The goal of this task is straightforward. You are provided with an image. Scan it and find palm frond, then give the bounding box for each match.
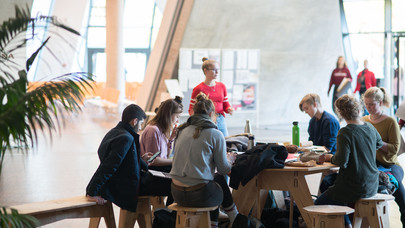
[0,5,83,77]
[0,207,39,228]
[0,71,94,154]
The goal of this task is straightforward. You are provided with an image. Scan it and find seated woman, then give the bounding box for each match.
[299,93,340,153]
[362,87,405,226]
[140,96,183,172]
[317,94,382,227]
[170,93,238,227]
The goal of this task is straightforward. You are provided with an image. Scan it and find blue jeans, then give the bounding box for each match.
[216,114,228,137]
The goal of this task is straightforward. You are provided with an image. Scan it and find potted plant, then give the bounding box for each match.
[0,5,94,227]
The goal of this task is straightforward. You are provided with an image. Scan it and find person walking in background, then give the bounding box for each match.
[189,57,234,136]
[354,60,376,97]
[328,56,352,115]
[354,60,376,115]
[299,93,340,154]
[172,93,238,227]
[317,95,382,228]
[362,87,405,226]
[140,96,183,172]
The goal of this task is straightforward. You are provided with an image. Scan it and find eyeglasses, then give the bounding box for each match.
[207,68,219,73]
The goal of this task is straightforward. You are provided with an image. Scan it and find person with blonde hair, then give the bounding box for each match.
[317,94,382,227]
[171,92,238,227]
[362,86,405,226]
[299,93,340,153]
[188,57,234,136]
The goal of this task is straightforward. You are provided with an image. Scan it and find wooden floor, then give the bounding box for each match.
[0,106,403,227]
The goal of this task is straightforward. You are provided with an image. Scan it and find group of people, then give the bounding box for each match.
[300,86,404,227]
[86,57,238,227]
[85,55,404,228]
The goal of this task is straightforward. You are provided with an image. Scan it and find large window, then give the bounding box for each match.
[343,0,405,112]
[343,0,385,77]
[86,0,163,82]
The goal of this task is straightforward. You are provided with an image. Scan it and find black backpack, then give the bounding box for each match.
[152,208,176,228]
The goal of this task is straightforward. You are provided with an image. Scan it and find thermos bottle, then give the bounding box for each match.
[292,121,300,146]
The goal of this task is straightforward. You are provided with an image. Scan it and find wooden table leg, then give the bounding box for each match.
[286,172,314,227]
[232,176,259,216]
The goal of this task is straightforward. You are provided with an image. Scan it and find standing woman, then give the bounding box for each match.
[140,96,183,172]
[328,56,352,115]
[362,87,405,226]
[189,57,234,136]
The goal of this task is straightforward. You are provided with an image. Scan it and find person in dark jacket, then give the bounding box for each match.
[86,104,172,212]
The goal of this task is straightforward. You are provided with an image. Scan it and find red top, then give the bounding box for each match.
[354,69,376,94]
[189,82,231,116]
[328,67,352,94]
[399,119,405,128]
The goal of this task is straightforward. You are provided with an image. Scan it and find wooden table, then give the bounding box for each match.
[232,162,337,227]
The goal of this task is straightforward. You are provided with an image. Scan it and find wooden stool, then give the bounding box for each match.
[168,203,218,228]
[118,196,165,228]
[303,205,354,228]
[10,196,116,228]
[353,193,395,228]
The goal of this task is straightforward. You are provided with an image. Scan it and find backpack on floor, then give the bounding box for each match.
[152,208,176,228]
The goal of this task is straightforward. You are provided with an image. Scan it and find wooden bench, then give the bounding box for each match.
[10,196,116,227]
[168,203,218,228]
[118,196,165,228]
[353,193,395,228]
[303,205,354,228]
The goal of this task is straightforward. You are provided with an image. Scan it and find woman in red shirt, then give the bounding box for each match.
[188,57,234,136]
[328,56,352,115]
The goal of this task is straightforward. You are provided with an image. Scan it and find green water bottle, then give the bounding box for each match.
[292,121,300,146]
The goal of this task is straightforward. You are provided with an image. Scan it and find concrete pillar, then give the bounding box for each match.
[106,0,125,101]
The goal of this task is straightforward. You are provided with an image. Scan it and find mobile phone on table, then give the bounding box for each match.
[147,151,161,163]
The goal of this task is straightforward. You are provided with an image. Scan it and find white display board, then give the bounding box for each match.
[179,48,260,112]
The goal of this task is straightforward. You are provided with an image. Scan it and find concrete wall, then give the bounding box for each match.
[0,0,32,22]
[181,0,344,127]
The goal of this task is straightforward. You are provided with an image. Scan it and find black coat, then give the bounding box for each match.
[230,144,288,189]
[86,121,148,212]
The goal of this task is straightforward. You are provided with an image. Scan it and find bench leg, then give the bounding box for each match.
[88,202,116,228]
[104,202,117,228]
[89,217,101,228]
[196,212,211,228]
[176,211,189,228]
[118,209,137,228]
[311,215,345,228]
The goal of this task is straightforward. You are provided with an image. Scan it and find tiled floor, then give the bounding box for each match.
[0,106,403,227]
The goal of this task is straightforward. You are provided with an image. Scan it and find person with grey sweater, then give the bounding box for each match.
[170,92,238,227]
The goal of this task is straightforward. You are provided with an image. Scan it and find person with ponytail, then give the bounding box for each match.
[188,57,234,136]
[171,93,238,227]
[362,87,405,226]
[140,96,183,172]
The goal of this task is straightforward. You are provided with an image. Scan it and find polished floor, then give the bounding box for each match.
[0,106,403,227]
